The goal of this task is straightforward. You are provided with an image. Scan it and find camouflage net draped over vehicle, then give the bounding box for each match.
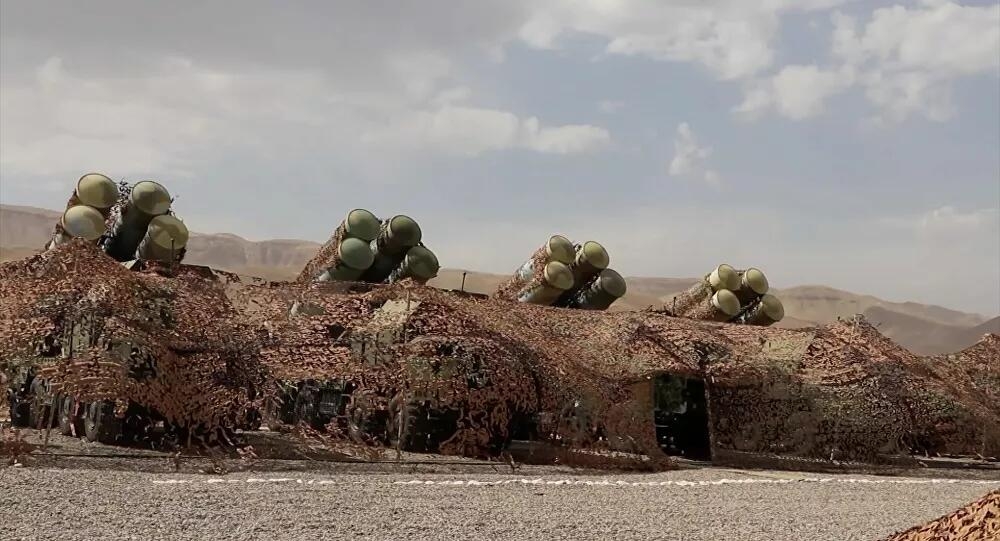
[881,490,999,541]
[0,241,267,437]
[234,271,1000,462]
[4,242,999,463]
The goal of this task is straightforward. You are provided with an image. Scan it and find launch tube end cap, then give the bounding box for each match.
[338,237,375,270]
[759,293,784,322]
[742,267,769,295]
[598,268,627,298]
[405,245,440,280]
[344,209,381,242]
[709,263,739,292]
[62,205,106,240]
[542,261,574,291]
[579,241,609,270]
[544,235,576,265]
[147,214,190,250]
[711,289,741,317]
[387,215,422,247]
[76,173,118,209]
[131,181,172,216]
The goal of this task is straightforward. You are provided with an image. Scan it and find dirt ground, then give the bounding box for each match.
[2,431,998,541]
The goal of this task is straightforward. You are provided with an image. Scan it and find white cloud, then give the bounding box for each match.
[360,106,610,156]
[0,53,611,182]
[918,206,1000,235]
[517,1,853,80]
[837,1,1000,122]
[736,64,855,120]
[668,122,720,187]
[598,100,626,113]
[739,2,1000,122]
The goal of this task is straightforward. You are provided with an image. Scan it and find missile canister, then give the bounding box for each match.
[494,235,575,301]
[388,245,440,284]
[296,208,382,283]
[733,267,769,305]
[565,268,627,310]
[666,263,739,316]
[516,261,575,305]
[569,241,609,284]
[362,215,423,282]
[104,181,172,261]
[340,208,382,242]
[316,237,375,282]
[682,289,742,322]
[708,264,740,292]
[739,293,784,326]
[48,205,107,249]
[136,214,189,263]
[74,173,119,212]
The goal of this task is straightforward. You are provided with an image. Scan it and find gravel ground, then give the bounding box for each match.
[2,462,998,541]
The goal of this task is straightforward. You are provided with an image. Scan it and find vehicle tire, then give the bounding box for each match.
[83,401,121,444]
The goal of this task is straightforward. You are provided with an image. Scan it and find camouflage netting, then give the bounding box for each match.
[493,247,550,301]
[295,223,348,284]
[230,275,1000,462]
[881,490,999,541]
[0,241,266,434]
[3,241,999,463]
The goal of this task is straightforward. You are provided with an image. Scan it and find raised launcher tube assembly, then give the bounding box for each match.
[46,173,120,249]
[496,235,627,310]
[665,264,784,327]
[362,215,423,282]
[47,174,188,266]
[303,209,440,286]
[103,180,174,261]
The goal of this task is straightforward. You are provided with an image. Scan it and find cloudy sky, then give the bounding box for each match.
[1,1,998,315]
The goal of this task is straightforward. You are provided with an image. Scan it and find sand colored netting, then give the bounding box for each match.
[0,241,266,434]
[238,275,1000,462]
[3,242,999,464]
[882,490,999,541]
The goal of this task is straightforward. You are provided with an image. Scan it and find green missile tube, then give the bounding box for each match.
[734,267,769,305]
[388,245,440,284]
[137,214,190,263]
[75,173,119,211]
[517,261,574,305]
[567,268,627,310]
[740,293,784,326]
[317,237,375,282]
[375,215,422,255]
[340,208,381,242]
[569,240,609,284]
[363,215,423,282]
[105,181,172,261]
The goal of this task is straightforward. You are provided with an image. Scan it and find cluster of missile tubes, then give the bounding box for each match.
[48,173,783,326]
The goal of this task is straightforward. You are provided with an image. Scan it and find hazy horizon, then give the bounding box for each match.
[1,1,998,315]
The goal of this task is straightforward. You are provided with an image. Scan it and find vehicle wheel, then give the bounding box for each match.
[83,401,121,444]
[58,396,83,436]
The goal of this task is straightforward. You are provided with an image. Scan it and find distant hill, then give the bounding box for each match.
[860,306,999,355]
[1,203,994,354]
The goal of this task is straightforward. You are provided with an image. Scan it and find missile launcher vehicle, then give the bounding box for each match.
[3,174,999,466]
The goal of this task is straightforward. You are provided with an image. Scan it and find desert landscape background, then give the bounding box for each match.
[2,203,996,355]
